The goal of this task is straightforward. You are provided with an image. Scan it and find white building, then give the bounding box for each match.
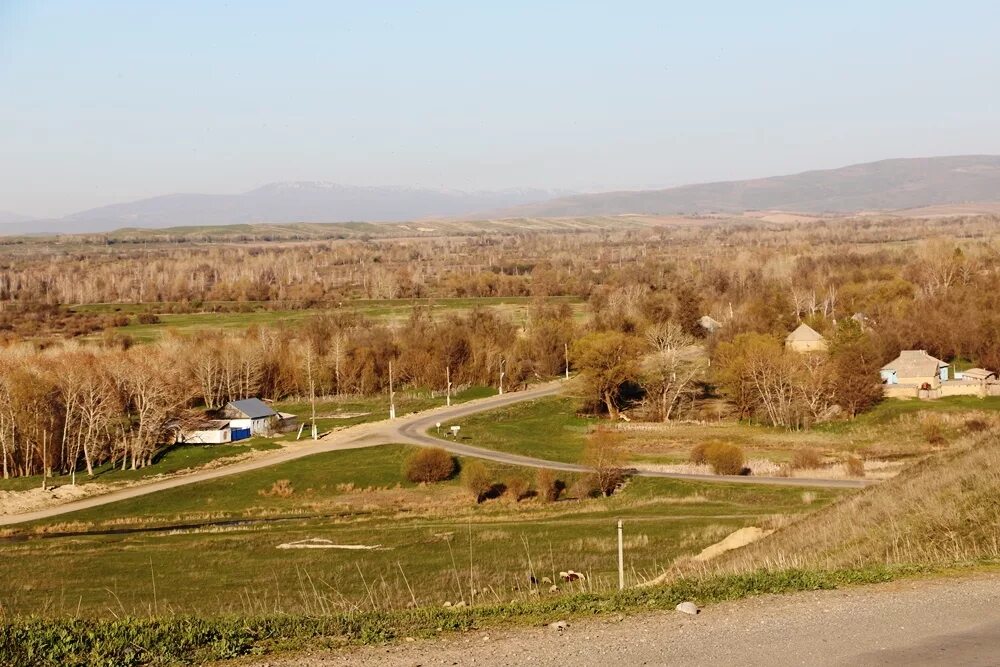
[175,420,232,445]
[223,398,278,440]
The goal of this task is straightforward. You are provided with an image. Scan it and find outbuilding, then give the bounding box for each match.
[175,420,232,445]
[223,398,278,440]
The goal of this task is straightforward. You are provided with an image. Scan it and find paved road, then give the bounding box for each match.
[264,571,1000,666]
[0,380,869,526]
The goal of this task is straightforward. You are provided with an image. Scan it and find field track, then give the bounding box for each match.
[0,380,870,526]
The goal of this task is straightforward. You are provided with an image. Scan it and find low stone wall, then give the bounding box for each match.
[883,381,999,400]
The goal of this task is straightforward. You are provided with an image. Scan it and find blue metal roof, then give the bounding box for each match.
[226,398,277,419]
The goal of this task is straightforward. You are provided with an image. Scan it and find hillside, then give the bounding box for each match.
[499,155,1000,217]
[706,430,1000,572]
[32,184,567,234]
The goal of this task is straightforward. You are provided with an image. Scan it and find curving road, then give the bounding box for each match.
[0,380,870,526]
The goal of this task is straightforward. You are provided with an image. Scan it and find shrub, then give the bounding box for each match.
[135,312,161,325]
[403,448,456,483]
[965,417,990,433]
[689,442,709,465]
[846,455,865,478]
[791,448,823,470]
[704,442,745,475]
[582,428,627,496]
[568,474,599,499]
[921,415,947,445]
[505,476,529,502]
[461,461,493,503]
[259,479,294,498]
[536,468,563,502]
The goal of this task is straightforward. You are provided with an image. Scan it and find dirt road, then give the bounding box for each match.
[0,380,869,526]
[261,571,1000,666]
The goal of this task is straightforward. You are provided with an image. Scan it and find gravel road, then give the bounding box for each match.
[0,379,868,526]
[253,571,1000,666]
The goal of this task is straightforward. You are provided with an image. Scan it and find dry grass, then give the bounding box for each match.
[704,430,1000,574]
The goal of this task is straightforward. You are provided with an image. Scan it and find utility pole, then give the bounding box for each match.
[389,360,396,419]
[446,365,452,407]
[617,520,625,591]
[307,348,318,440]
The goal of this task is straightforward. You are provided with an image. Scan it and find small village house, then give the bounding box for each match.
[880,350,949,388]
[223,398,278,440]
[785,323,827,353]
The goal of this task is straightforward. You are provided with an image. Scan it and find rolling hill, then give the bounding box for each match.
[496,155,1000,217]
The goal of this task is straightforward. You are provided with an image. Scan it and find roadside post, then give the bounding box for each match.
[617,520,625,590]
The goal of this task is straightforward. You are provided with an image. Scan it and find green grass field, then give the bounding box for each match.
[0,440,281,493]
[76,296,586,342]
[449,393,1000,468]
[0,443,843,618]
[273,385,496,438]
[453,395,594,463]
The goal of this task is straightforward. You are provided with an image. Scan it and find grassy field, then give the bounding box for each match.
[0,444,843,618]
[0,440,280,493]
[453,395,594,463]
[76,296,586,342]
[707,428,1000,573]
[273,385,496,437]
[454,394,1000,468]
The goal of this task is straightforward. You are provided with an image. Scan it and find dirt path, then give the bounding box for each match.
[255,571,1000,666]
[0,380,869,526]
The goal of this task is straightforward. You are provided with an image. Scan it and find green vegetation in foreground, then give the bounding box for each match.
[0,444,841,619]
[0,564,950,667]
[454,395,594,463]
[815,395,1000,433]
[0,440,280,493]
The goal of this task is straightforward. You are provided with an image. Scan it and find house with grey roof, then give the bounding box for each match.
[785,323,827,353]
[223,398,278,439]
[880,350,948,389]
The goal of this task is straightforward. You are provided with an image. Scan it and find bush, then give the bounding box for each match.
[461,461,493,503]
[704,442,745,475]
[403,448,456,483]
[965,417,990,433]
[135,312,161,325]
[259,479,294,497]
[582,428,627,496]
[689,442,710,465]
[921,415,947,445]
[568,474,599,499]
[505,476,529,502]
[791,448,823,470]
[536,468,563,502]
[846,455,865,478]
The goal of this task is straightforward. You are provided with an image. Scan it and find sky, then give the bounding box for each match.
[2,1,1000,218]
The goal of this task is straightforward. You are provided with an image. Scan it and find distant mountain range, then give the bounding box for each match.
[3,155,1000,235]
[495,155,1000,217]
[0,184,568,235]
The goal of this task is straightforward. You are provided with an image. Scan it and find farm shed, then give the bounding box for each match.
[175,420,232,445]
[223,398,278,439]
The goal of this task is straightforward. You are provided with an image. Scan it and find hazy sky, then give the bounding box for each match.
[2,1,1000,217]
